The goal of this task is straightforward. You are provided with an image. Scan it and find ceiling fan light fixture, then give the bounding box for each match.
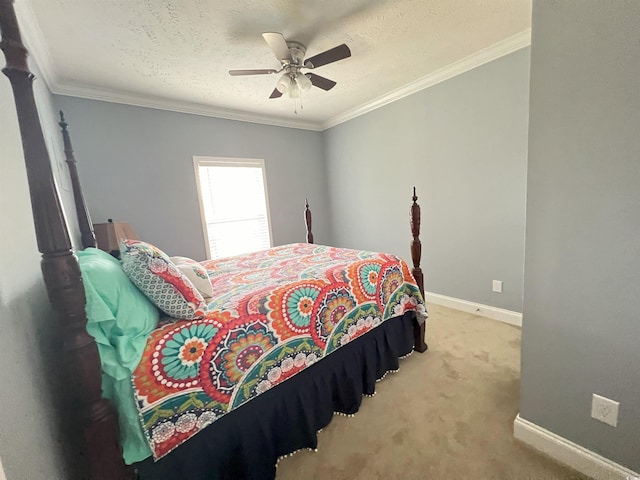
[296,73,312,91]
[230,33,350,105]
[288,77,301,98]
[275,74,290,93]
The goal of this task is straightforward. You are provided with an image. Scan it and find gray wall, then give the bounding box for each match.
[0,62,79,478]
[520,0,640,472]
[53,96,331,261]
[323,48,530,312]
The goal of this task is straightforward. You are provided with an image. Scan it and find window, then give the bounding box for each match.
[194,157,272,259]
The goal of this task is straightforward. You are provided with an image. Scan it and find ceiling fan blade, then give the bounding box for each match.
[269,88,283,99]
[304,44,351,69]
[262,32,292,63]
[229,69,278,76]
[306,73,337,91]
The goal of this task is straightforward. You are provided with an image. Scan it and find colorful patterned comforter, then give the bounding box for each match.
[133,243,427,459]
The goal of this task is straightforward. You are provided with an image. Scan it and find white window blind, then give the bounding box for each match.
[195,158,272,259]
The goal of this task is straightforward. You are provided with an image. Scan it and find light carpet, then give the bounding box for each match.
[276,304,589,480]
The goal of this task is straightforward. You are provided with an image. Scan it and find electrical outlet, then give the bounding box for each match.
[492,280,503,293]
[591,394,619,427]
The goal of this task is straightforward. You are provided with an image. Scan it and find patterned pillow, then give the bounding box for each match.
[170,256,214,300]
[120,239,206,319]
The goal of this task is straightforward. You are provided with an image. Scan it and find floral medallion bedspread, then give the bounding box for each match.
[132,243,427,459]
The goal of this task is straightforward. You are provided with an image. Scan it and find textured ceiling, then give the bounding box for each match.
[25,0,531,129]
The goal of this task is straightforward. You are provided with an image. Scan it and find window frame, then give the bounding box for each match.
[193,156,274,260]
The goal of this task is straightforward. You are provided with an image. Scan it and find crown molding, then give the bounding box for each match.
[14,1,322,131]
[52,82,323,131]
[321,29,532,130]
[15,0,530,133]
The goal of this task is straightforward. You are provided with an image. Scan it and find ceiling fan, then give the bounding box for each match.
[229,32,351,99]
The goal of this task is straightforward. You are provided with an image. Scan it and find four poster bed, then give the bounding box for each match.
[0,2,428,478]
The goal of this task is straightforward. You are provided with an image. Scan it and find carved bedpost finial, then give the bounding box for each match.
[304,198,314,244]
[409,186,427,352]
[0,0,32,77]
[58,110,73,157]
[409,187,423,292]
[410,186,421,241]
[57,111,97,249]
[58,110,73,159]
[1,0,69,253]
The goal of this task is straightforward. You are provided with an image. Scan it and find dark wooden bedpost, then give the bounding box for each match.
[0,2,129,478]
[59,110,97,249]
[304,198,314,244]
[410,187,428,352]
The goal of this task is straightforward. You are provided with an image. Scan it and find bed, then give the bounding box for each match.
[0,3,428,479]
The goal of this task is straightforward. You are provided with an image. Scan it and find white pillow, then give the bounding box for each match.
[169,256,214,300]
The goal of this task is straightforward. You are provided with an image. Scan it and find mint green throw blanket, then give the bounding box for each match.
[78,248,158,464]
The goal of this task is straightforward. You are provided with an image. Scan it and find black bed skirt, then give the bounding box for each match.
[136,312,416,480]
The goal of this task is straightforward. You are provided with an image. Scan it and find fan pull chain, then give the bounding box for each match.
[294,95,303,115]
[295,93,303,114]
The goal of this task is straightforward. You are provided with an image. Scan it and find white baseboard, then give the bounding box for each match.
[513,414,639,480]
[424,291,522,327]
